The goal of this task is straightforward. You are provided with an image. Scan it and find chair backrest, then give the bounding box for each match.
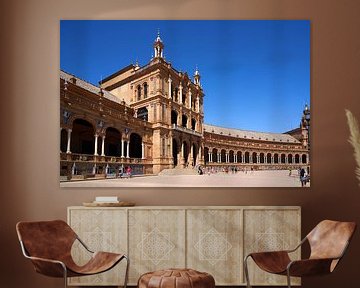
[307,220,356,262]
[16,220,77,261]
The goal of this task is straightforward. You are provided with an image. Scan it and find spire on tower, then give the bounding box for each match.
[194,65,201,86]
[153,29,164,58]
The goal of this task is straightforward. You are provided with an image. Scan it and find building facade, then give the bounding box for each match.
[60,33,309,180]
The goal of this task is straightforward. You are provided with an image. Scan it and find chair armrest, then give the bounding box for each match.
[25,255,67,277]
[287,258,335,277]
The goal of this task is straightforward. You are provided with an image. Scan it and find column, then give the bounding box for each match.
[66,129,72,153]
[257,155,260,163]
[209,152,212,162]
[196,96,200,112]
[293,156,295,164]
[101,135,105,156]
[234,154,238,163]
[242,154,245,163]
[218,153,221,163]
[121,139,125,158]
[94,134,99,156]
[226,153,229,163]
[188,90,192,109]
[142,142,145,159]
[271,156,274,164]
[168,76,172,99]
[179,83,183,104]
[249,155,253,163]
[190,143,194,165]
[198,146,201,163]
[126,141,130,158]
[285,156,288,164]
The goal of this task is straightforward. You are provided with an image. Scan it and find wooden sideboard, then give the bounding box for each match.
[67,206,301,286]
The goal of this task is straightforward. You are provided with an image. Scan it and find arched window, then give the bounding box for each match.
[174,87,179,102]
[137,107,148,121]
[182,115,188,128]
[191,118,196,130]
[143,82,148,98]
[171,110,178,125]
[137,85,141,101]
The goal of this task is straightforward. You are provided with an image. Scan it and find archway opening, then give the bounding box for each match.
[302,154,307,164]
[129,133,142,158]
[229,150,234,163]
[192,143,197,166]
[212,148,218,163]
[260,153,265,163]
[245,152,250,163]
[105,127,122,157]
[252,152,257,164]
[60,129,67,152]
[183,141,189,165]
[71,119,95,154]
[173,139,178,166]
[221,149,226,163]
[274,154,279,164]
[288,154,293,164]
[267,153,272,164]
[204,147,209,164]
[281,154,286,164]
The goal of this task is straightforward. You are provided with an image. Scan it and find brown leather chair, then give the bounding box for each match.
[244,220,356,288]
[16,220,129,288]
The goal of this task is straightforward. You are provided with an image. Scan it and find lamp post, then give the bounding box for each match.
[303,104,310,174]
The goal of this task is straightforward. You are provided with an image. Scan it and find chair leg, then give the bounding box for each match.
[286,270,292,288]
[244,255,252,288]
[62,264,68,288]
[123,255,130,288]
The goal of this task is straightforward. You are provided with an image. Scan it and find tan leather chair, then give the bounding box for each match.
[244,220,356,288]
[16,220,129,288]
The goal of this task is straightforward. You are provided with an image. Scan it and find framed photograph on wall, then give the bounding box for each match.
[60,20,310,187]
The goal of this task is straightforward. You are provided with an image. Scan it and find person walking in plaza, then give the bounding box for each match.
[300,167,306,187]
[126,166,132,178]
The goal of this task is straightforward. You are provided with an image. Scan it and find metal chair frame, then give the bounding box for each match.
[18,228,129,288]
[244,236,350,288]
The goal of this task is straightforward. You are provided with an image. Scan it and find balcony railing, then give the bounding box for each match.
[172,124,202,137]
[60,152,151,165]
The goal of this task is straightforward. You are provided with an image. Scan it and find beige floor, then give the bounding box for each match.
[61,169,308,187]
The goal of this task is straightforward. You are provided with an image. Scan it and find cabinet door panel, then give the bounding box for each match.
[128,209,186,284]
[243,209,301,286]
[187,209,243,285]
[68,208,127,286]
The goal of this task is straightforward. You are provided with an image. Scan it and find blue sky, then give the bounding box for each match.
[60,20,310,133]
